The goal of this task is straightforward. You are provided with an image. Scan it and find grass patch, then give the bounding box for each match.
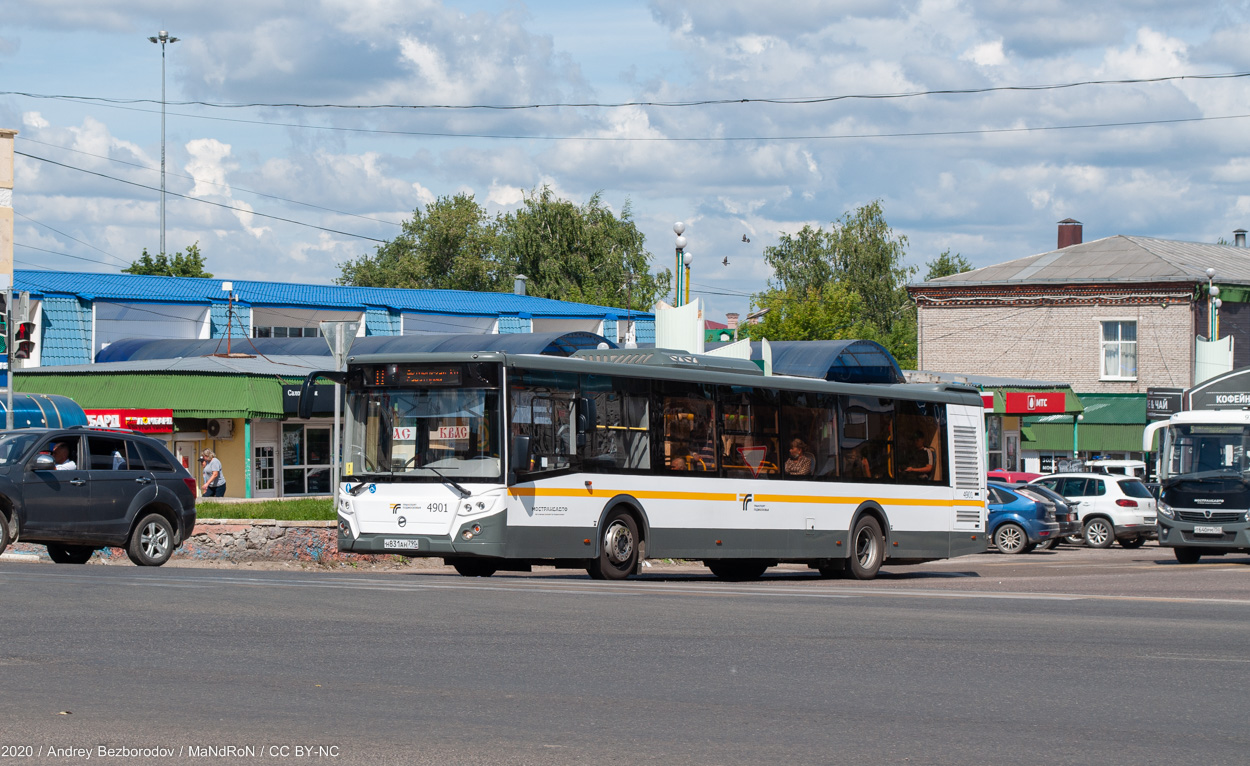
[196,498,335,521]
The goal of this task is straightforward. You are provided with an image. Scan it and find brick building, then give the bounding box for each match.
[908,220,1250,471]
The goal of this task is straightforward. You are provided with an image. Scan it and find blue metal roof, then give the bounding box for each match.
[96,332,616,363]
[706,339,905,384]
[15,270,650,319]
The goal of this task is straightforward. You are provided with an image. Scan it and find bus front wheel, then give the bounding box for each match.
[1174,547,1202,565]
[452,559,498,577]
[588,510,639,580]
[846,516,884,580]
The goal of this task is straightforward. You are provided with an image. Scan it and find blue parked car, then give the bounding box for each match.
[988,481,1061,554]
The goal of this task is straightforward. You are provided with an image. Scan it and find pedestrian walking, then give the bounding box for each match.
[200,449,226,497]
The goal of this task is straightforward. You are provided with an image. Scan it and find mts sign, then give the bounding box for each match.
[1004,392,1067,414]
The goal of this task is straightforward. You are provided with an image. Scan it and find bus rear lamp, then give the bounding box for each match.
[1116,499,1139,508]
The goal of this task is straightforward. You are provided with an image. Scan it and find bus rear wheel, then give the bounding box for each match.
[587,510,639,580]
[846,516,884,580]
[452,559,498,577]
[707,560,769,581]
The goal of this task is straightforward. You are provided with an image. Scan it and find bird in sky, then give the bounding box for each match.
[741,234,750,243]
[722,256,730,266]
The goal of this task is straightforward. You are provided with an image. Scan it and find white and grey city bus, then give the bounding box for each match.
[1145,410,1250,563]
[301,347,987,580]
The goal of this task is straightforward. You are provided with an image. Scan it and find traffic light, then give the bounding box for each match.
[13,321,35,360]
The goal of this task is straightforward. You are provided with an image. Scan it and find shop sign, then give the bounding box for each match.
[1146,387,1183,420]
[980,393,994,412]
[282,384,337,416]
[84,408,175,433]
[1003,392,1066,414]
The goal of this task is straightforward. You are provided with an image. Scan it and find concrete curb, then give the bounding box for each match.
[7,518,394,566]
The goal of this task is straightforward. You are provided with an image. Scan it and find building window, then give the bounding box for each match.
[1101,321,1137,379]
[254,326,322,339]
[282,423,331,495]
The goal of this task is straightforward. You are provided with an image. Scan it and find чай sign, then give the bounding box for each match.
[84,409,175,434]
[1003,392,1066,414]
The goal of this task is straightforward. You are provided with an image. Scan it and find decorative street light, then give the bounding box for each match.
[148,30,179,256]
[673,222,686,304]
[683,250,693,305]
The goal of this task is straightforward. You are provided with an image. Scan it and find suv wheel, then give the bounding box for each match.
[0,513,9,557]
[47,544,96,564]
[127,512,175,567]
[1083,518,1114,549]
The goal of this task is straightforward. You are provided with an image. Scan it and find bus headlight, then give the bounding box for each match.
[340,499,355,516]
[1156,501,1174,519]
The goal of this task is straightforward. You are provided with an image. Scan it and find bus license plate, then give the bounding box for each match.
[1193,526,1223,535]
[384,538,419,550]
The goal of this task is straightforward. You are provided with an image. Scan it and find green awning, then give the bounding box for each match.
[1030,394,1145,426]
[1022,423,1146,453]
[15,372,297,419]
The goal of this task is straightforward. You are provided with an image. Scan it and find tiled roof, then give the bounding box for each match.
[915,235,1250,287]
[15,270,650,319]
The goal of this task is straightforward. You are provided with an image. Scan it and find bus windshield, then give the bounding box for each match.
[347,384,502,482]
[1161,423,1250,481]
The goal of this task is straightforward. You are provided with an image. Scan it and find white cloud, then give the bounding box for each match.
[962,39,1006,67]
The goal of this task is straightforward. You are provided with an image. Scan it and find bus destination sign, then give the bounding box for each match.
[372,365,463,387]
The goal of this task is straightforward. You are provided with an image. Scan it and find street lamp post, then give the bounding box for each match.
[148,30,179,256]
[683,250,693,305]
[1072,413,1084,461]
[673,222,686,305]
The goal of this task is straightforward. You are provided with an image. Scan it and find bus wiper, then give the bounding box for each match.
[424,464,471,498]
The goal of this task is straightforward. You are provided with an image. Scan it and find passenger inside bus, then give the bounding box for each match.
[670,455,688,471]
[785,439,814,476]
[901,431,936,481]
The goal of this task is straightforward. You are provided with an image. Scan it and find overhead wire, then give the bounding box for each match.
[16,136,405,228]
[23,95,1250,142]
[5,71,1247,111]
[14,150,388,243]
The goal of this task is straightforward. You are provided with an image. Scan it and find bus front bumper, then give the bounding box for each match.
[337,513,506,558]
[1157,518,1250,549]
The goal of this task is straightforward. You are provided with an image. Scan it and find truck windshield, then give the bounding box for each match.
[1161,424,1250,481]
[346,369,502,482]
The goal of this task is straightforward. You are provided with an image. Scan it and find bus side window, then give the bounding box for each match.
[579,374,651,473]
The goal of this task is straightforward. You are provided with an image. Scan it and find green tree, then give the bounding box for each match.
[124,242,212,277]
[924,249,973,281]
[497,186,669,311]
[753,201,916,366]
[742,284,874,342]
[338,194,505,291]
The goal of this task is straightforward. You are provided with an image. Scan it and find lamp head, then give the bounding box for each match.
[683,252,693,267]
[673,222,686,236]
[674,235,687,250]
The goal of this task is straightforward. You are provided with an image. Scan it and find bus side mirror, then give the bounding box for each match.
[511,435,531,472]
[297,371,346,419]
[576,397,596,435]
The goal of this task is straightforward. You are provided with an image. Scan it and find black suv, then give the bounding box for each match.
[0,428,196,566]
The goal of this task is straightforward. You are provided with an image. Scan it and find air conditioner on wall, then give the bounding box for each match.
[207,418,234,439]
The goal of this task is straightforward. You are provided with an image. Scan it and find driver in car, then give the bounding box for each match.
[51,442,77,470]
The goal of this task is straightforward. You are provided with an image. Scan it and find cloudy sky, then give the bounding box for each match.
[3,0,1249,320]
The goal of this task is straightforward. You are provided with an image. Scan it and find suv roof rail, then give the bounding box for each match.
[67,425,149,437]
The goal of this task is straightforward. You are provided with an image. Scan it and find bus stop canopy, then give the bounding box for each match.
[95,332,616,363]
[706,339,905,384]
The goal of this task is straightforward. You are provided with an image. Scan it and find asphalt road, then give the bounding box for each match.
[3,544,1250,765]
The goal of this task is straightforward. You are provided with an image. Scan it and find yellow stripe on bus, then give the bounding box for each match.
[509,487,985,508]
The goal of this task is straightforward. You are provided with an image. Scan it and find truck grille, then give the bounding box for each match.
[1176,510,1243,523]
